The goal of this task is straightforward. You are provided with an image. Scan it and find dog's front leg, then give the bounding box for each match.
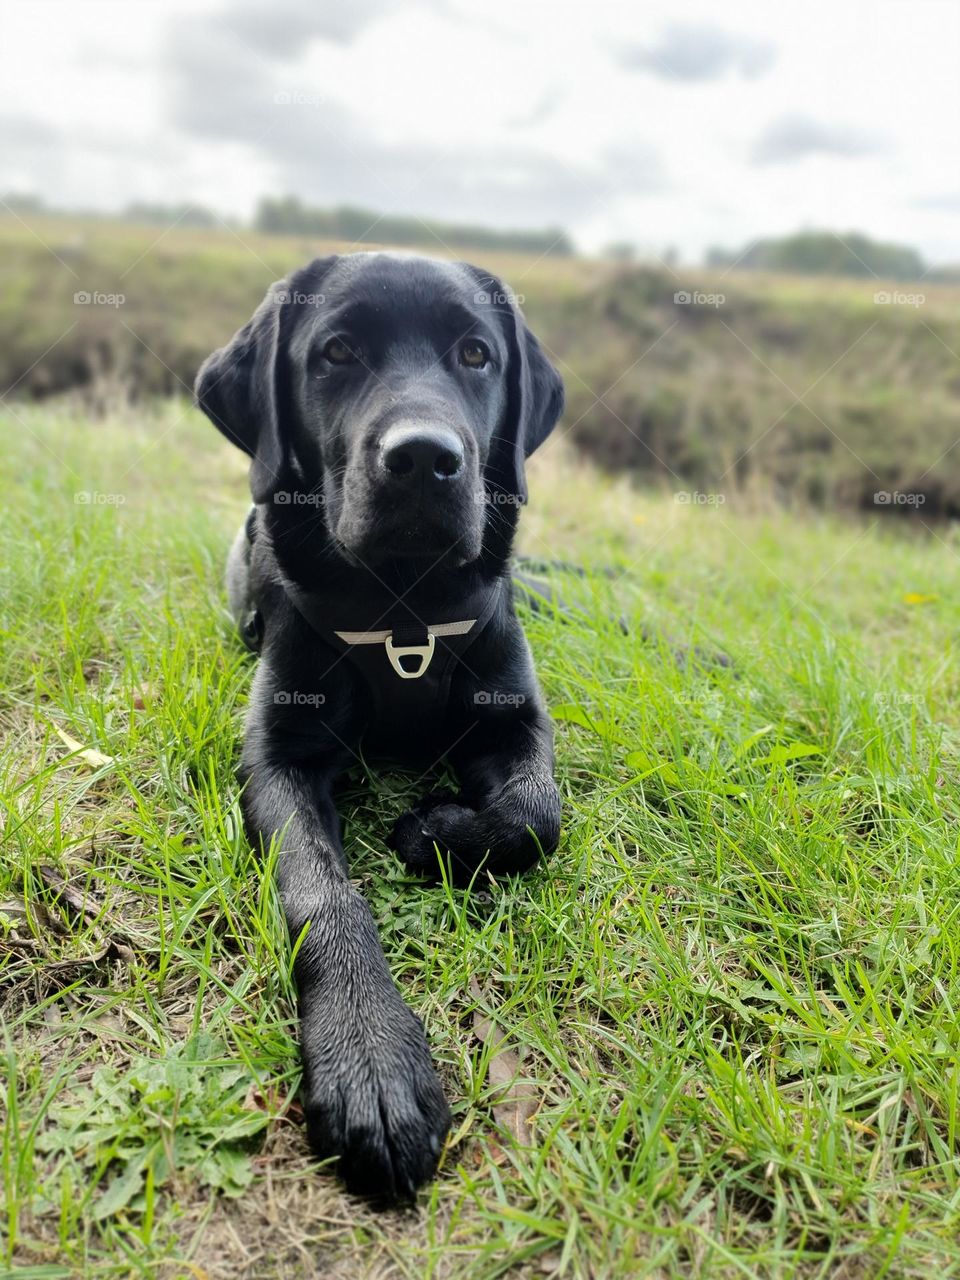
[390,709,561,885]
[242,760,450,1198]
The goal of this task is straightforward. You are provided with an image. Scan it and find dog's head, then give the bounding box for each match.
[196,252,564,566]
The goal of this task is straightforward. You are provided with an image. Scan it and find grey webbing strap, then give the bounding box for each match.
[278,566,501,696]
[334,618,478,680]
[333,619,477,645]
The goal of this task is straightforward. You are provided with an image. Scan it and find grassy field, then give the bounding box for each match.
[2,401,960,1278]
[4,213,960,514]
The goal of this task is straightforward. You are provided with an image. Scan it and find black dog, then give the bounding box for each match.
[195,252,564,1199]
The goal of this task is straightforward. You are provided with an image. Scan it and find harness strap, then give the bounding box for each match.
[278,574,503,737]
[332,618,478,680]
[333,618,477,646]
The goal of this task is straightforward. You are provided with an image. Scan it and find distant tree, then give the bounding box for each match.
[926,263,960,284]
[1,192,47,216]
[707,230,925,280]
[254,196,574,256]
[123,202,218,229]
[603,241,637,262]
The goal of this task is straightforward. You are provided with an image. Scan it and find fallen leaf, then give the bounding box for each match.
[903,592,938,605]
[0,899,31,926]
[0,937,39,953]
[242,1082,304,1124]
[53,726,114,768]
[36,864,136,964]
[39,942,120,974]
[39,864,100,922]
[470,977,538,1146]
[132,682,158,710]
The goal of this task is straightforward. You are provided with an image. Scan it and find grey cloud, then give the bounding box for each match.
[0,113,208,214]
[0,115,68,199]
[619,23,776,82]
[751,115,890,165]
[915,191,960,212]
[506,88,565,130]
[4,6,666,236]
[163,18,301,140]
[1,115,60,149]
[161,11,665,231]
[209,0,409,57]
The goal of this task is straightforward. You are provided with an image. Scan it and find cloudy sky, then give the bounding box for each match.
[2,0,959,263]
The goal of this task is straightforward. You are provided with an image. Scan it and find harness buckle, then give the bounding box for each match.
[384,631,436,679]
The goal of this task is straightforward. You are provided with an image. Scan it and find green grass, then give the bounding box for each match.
[2,402,960,1278]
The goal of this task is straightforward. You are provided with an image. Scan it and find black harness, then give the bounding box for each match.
[278,573,503,743]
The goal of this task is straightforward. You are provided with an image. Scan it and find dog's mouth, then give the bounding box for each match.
[328,467,485,567]
[337,517,478,568]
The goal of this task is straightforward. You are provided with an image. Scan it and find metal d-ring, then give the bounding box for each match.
[384,631,436,679]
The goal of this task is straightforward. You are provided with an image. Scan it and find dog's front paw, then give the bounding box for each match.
[388,789,478,880]
[388,780,559,885]
[302,995,451,1200]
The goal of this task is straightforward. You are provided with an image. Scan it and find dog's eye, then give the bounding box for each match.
[459,340,489,369]
[323,337,359,365]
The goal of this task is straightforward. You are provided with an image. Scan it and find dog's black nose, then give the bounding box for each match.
[380,425,464,483]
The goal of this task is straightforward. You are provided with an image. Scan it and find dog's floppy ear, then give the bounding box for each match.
[195,280,288,504]
[195,256,338,504]
[511,308,565,464]
[468,271,564,505]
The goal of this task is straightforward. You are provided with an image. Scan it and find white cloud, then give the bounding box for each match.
[0,0,958,264]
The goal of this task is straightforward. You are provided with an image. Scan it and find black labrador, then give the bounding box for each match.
[195,252,564,1199]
